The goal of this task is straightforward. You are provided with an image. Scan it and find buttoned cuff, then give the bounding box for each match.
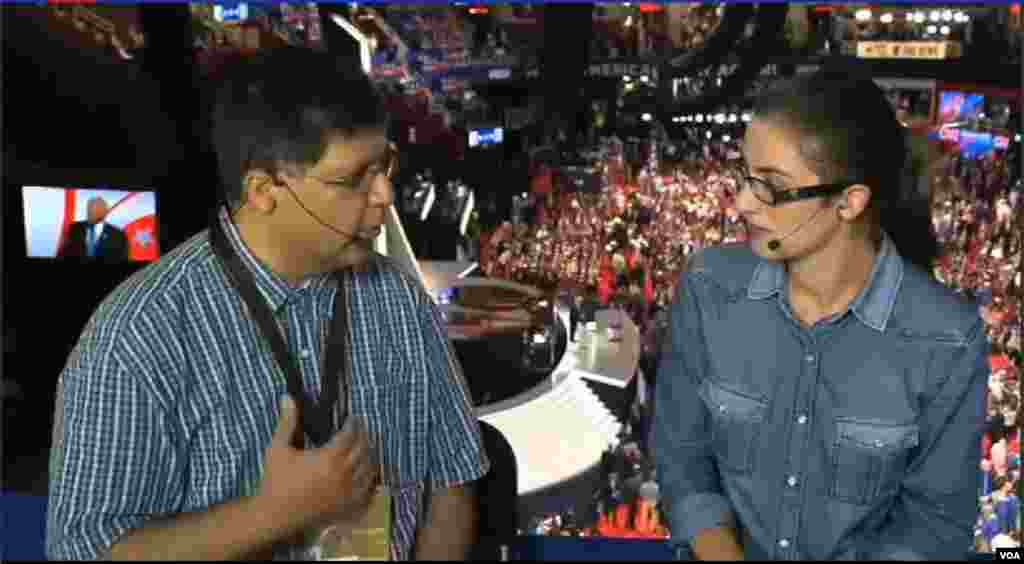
[669,492,735,546]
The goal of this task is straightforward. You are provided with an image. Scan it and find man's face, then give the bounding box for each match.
[87,199,109,224]
[275,128,395,271]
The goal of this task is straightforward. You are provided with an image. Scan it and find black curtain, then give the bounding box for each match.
[139,4,212,248]
[540,4,594,153]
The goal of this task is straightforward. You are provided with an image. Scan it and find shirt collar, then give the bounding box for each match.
[216,207,334,312]
[747,232,904,333]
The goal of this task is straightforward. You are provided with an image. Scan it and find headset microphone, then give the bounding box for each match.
[279,183,369,243]
[765,204,833,252]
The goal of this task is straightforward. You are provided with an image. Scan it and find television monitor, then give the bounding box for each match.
[958,131,995,158]
[939,91,986,124]
[23,185,160,262]
[469,126,504,149]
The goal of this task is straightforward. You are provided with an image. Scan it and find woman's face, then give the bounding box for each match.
[737,119,852,261]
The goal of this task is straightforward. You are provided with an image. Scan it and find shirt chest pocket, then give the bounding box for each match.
[829,419,919,506]
[699,379,769,473]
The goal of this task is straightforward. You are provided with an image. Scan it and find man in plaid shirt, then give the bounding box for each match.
[47,47,489,561]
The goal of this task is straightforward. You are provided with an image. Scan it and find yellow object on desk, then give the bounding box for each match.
[309,484,392,561]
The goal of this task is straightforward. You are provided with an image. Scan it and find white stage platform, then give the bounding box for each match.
[379,207,637,496]
[569,309,641,389]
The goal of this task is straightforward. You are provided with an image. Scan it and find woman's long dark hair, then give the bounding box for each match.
[752,66,940,274]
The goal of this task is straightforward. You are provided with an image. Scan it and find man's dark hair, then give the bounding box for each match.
[211,47,388,210]
[752,64,940,273]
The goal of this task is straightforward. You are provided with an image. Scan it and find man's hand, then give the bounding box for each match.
[256,397,380,535]
[107,397,380,561]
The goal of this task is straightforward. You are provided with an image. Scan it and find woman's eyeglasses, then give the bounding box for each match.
[729,173,851,207]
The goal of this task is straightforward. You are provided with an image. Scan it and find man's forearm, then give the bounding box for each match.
[414,485,478,561]
[109,495,296,561]
[692,526,745,561]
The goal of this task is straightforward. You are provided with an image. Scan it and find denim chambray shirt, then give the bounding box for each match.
[653,235,989,560]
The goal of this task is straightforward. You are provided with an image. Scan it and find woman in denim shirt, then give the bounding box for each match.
[653,68,989,560]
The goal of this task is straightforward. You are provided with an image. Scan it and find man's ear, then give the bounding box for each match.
[242,170,279,215]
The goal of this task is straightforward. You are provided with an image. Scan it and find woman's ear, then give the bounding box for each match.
[838,184,872,221]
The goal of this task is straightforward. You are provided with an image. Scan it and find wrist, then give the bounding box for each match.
[248,491,308,541]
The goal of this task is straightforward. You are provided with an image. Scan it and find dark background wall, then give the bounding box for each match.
[3,7,199,458]
[2,4,456,462]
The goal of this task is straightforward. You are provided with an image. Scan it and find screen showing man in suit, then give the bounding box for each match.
[22,186,160,262]
[59,197,129,260]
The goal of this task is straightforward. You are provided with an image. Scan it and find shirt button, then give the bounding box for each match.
[805,354,816,364]
[299,349,312,359]
[786,475,799,488]
[778,538,791,549]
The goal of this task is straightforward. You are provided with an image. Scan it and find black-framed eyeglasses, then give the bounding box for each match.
[307,142,400,194]
[736,175,851,207]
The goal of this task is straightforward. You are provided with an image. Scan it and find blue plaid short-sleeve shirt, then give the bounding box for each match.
[47,208,490,560]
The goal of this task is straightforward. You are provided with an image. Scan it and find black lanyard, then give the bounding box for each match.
[210,215,349,450]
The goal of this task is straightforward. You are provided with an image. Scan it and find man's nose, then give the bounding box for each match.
[370,174,394,208]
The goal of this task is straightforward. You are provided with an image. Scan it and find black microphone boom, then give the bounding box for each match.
[281,184,365,242]
[766,205,831,251]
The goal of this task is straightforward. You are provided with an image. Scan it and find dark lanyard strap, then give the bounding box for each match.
[209,215,348,449]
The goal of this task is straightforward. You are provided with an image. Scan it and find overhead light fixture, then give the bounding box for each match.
[940,25,950,35]
[929,10,941,22]
[855,9,872,21]
[926,24,938,34]
[640,75,650,83]
[913,12,926,24]
[722,135,732,142]
[880,13,894,24]
[623,75,632,82]
[942,10,954,21]
[705,131,713,139]
[905,12,915,21]
[641,113,652,122]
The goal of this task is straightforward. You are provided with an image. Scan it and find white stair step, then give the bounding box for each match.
[480,374,628,495]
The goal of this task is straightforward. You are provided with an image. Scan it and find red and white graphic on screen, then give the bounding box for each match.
[58,189,159,261]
